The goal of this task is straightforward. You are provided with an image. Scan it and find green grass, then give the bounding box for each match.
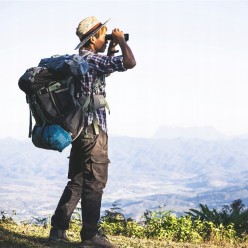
[0,220,247,248]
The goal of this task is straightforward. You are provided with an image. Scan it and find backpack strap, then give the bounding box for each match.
[36,82,61,95]
[81,78,101,135]
[26,95,33,138]
[91,77,109,135]
[91,78,102,135]
[77,76,110,135]
[27,94,51,138]
[29,109,32,138]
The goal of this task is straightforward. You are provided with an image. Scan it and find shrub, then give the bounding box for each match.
[185,199,248,237]
[100,201,245,243]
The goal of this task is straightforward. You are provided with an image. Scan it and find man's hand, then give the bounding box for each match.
[107,28,124,56]
[111,28,125,44]
[110,28,136,69]
[107,40,118,56]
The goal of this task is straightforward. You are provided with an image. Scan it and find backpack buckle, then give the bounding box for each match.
[37,82,61,95]
[37,87,48,95]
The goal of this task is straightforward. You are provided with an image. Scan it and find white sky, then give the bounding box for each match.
[1,0,248,140]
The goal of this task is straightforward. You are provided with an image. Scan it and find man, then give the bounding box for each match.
[49,16,136,248]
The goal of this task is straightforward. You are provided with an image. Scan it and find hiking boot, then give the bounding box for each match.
[79,233,117,248]
[49,228,69,242]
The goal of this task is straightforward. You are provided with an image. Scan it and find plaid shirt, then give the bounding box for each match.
[76,49,126,133]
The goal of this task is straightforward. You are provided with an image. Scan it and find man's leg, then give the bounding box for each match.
[80,156,109,240]
[49,172,83,242]
[51,172,83,230]
[50,124,101,234]
[78,126,117,247]
[78,125,109,240]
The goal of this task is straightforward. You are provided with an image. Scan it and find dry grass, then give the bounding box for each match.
[0,220,247,248]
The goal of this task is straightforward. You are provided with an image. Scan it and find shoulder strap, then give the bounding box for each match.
[78,52,110,135]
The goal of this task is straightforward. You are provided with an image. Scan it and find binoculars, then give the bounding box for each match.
[105,33,129,41]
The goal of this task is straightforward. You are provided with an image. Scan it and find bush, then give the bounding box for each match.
[100,201,245,243]
[185,199,248,237]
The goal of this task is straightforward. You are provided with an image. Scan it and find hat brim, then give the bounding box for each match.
[74,19,110,50]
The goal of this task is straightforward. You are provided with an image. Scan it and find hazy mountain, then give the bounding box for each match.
[153,126,228,140]
[0,128,248,221]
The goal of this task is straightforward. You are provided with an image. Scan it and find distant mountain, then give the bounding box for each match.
[153,126,228,140]
[0,133,248,221]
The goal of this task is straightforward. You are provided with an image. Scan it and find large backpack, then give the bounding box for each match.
[18,54,98,152]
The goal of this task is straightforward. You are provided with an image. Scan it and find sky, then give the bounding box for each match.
[1,0,248,140]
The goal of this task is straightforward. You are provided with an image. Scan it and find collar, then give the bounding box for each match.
[79,47,95,55]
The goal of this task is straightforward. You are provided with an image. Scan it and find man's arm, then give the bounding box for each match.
[111,28,136,69]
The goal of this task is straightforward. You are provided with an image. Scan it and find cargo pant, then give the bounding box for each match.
[51,124,110,240]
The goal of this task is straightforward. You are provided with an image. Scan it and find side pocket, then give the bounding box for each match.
[90,156,110,189]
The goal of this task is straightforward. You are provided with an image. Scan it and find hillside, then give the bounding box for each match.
[0,129,248,221]
[0,220,246,248]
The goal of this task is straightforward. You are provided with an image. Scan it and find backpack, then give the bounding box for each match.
[18,54,97,152]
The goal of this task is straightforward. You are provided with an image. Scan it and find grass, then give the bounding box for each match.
[1,220,248,248]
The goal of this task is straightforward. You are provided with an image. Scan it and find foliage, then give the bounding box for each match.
[185,199,248,237]
[99,202,243,244]
[185,203,221,224]
[100,202,143,238]
[0,210,16,224]
[1,200,248,247]
[1,219,234,248]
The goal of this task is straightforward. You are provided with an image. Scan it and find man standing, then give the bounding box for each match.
[49,16,136,248]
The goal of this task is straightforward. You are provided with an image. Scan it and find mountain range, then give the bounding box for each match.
[0,126,248,221]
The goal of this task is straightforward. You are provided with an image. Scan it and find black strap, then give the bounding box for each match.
[79,77,102,135]
[90,78,103,135]
[27,95,48,138]
[28,109,32,138]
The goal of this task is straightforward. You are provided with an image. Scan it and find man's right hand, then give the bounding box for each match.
[111,28,125,44]
[111,28,136,69]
